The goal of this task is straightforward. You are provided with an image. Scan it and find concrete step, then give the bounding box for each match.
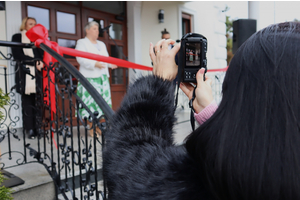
[4,163,56,200]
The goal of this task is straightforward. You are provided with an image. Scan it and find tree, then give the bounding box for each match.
[225,15,234,66]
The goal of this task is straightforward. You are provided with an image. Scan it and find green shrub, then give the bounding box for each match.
[0,88,9,122]
[0,172,13,200]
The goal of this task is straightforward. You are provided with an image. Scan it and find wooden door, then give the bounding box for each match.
[22,1,82,126]
[81,7,128,111]
[22,1,128,122]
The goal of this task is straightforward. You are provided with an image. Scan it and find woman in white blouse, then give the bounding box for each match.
[75,21,117,136]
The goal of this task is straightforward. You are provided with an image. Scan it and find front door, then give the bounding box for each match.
[81,7,128,111]
[22,1,128,112]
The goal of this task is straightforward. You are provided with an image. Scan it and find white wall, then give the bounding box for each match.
[137,1,227,110]
[0,10,8,81]
[4,1,23,128]
[140,1,227,72]
[127,1,144,83]
[140,1,182,76]
[248,1,276,31]
[183,1,227,69]
[0,9,9,129]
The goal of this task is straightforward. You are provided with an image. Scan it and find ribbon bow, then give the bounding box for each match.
[26,24,59,114]
[26,24,62,64]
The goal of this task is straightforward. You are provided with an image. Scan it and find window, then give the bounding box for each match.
[27,5,50,30]
[57,38,76,48]
[109,23,122,40]
[58,38,76,58]
[110,45,124,84]
[56,11,76,34]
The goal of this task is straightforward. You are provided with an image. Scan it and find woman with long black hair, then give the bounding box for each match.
[103,22,300,200]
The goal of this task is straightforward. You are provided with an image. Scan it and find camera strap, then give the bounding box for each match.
[174,62,197,131]
[189,86,197,131]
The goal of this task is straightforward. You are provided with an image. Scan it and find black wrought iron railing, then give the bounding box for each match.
[0,39,227,200]
[0,41,114,200]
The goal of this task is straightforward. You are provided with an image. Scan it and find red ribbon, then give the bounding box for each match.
[207,66,228,72]
[60,47,152,71]
[26,24,153,115]
[25,24,227,150]
[26,25,228,113]
[26,24,59,115]
[27,24,152,72]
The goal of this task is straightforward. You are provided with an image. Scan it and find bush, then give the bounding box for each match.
[0,172,13,200]
[0,88,9,122]
[0,88,12,199]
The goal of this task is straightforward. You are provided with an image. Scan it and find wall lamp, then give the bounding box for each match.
[158,9,164,23]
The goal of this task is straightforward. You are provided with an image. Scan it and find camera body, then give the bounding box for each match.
[177,33,207,83]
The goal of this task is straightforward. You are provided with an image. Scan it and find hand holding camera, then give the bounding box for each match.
[180,68,213,113]
[149,33,213,114]
[149,39,180,80]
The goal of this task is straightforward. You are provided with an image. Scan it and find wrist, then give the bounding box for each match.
[193,99,214,114]
[153,70,176,81]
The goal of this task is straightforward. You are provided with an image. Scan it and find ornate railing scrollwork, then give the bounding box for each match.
[0,40,112,200]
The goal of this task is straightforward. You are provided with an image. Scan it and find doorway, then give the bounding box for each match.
[22,1,128,111]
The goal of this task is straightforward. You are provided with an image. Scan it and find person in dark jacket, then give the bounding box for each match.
[11,17,44,139]
[103,22,300,200]
[103,38,214,200]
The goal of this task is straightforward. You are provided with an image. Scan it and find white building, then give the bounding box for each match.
[0,1,229,128]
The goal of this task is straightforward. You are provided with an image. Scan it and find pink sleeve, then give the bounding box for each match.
[194,100,218,125]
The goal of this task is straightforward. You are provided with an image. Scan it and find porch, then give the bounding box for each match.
[0,39,225,199]
[1,109,193,200]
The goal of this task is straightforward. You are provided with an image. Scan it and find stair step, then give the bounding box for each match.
[4,163,56,200]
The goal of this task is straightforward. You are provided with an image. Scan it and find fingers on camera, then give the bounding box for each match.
[196,68,205,82]
[149,43,156,62]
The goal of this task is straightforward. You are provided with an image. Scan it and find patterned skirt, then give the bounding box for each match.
[76,75,112,119]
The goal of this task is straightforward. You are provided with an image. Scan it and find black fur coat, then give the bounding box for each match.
[103,75,214,200]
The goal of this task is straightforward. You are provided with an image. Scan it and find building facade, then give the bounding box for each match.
[0,1,227,128]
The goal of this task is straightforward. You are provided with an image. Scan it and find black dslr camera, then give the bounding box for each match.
[177,33,207,83]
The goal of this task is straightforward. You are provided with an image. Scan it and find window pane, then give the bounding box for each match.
[27,6,50,30]
[58,38,76,48]
[88,18,104,37]
[109,23,122,40]
[111,45,124,84]
[57,11,76,34]
[111,68,124,84]
[58,38,76,58]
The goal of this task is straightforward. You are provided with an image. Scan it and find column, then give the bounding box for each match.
[127,1,143,84]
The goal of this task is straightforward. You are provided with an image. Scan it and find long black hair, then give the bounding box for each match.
[185,22,300,200]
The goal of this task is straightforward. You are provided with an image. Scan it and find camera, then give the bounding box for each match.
[177,33,207,83]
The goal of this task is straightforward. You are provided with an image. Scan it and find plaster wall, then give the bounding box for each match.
[140,1,227,72]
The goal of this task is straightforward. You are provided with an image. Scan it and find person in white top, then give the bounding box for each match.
[75,21,117,136]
